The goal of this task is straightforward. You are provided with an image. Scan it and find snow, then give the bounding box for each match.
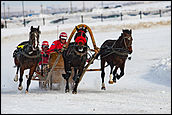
[1,1,171,114]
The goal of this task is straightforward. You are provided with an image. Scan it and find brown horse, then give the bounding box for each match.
[13,26,41,93]
[62,26,88,94]
[95,29,133,90]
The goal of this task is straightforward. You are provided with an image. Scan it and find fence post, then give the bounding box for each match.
[62,16,64,24]
[24,19,26,27]
[43,18,45,25]
[4,20,7,28]
[101,14,103,22]
[139,11,142,19]
[81,15,84,23]
[57,25,59,37]
[159,9,162,17]
[120,12,123,21]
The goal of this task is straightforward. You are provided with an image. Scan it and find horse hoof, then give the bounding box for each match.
[14,78,18,82]
[14,75,18,82]
[101,87,106,90]
[18,86,23,90]
[116,75,121,80]
[109,80,114,84]
[25,90,28,94]
[72,91,77,94]
[113,79,116,83]
[65,89,69,93]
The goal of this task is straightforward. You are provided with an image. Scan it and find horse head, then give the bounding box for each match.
[120,29,133,54]
[74,26,88,52]
[29,26,41,50]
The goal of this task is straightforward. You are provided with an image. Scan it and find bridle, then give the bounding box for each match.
[29,31,40,50]
[74,28,88,52]
[101,32,132,59]
[121,34,132,51]
[111,33,132,52]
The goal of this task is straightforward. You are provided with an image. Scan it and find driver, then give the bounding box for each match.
[47,32,68,53]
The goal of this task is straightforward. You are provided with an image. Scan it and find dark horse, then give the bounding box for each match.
[13,26,41,93]
[62,26,88,94]
[95,29,133,90]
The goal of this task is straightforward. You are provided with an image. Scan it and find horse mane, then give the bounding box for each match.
[122,29,132,34]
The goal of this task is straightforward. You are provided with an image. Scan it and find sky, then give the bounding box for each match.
[1,1,104,13]
[1,1,69,8]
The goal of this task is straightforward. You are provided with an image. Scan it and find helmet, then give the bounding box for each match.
[59,32,67,40]
[42,41,49,48]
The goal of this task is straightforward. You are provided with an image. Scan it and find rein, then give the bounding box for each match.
[20,50,41,59]
[66,43,88,57]
[21,52,41,58]
[101,49,129,59]
[74,50,87,57]
[101,36,130,59]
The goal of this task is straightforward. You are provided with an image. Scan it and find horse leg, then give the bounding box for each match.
[63,71,71,93]
[26,66,36,93]
[65,77,70,93]
[112,66,118,83]
[117,65,125,80]
[62,60,72,93]
[72,67,78,82]
[18,67,24,91]
[14,66,20,82]
[109,65,114,84]
[72,67,83,94]
[101,59,106,90]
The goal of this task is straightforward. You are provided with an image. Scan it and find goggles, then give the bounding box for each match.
[60,36,67,40]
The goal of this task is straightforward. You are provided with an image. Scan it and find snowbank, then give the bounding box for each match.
[152,57,171,86]
[143,57,171,87]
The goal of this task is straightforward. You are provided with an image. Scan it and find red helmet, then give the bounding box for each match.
[59,32,68,40]
[42,41,49,48]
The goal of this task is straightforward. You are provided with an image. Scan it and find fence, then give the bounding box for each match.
[1,8,171,29]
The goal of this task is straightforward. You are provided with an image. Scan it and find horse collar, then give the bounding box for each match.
[74,50,87,57]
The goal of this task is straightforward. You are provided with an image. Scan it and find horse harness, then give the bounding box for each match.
[29,31,40,49]
[13,42,41,59]
[66,44,87,58]
[101,35,131,59]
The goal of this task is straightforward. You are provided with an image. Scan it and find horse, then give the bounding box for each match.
[95,29,133,90]
[62,26,88,94]
[13,26,41,93]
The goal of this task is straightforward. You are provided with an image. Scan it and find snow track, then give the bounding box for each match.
[1,1,171,114]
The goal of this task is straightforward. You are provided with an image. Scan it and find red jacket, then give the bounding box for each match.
[39,50,49,65]
[47,40,66,53]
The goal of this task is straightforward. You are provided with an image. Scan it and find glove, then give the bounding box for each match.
[58,49,62,53]
[54,49,62,53]
[54,49,59,52]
